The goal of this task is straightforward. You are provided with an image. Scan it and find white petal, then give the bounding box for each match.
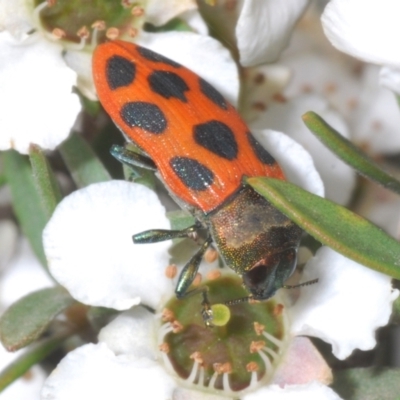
[0,0,34,40]
[289,247,399,360]
[252,129,324,197]
[43,181,172,310]
[237,0,310,66]
[135,31,239,107]
[99,307,158,360]
[180,9,209,35]
[0,33,81,154]
[380,66,400,95]
[243,381,342,400]
[251,93,356,205]
[41,343,176,400]
[173,387,230,400]
[322,0,400,68]
[350,66,400,155]
[145,0,197,26]
[64,49,97,101]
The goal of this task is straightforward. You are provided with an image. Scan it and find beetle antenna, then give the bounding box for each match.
[224,296,251,306]
[283,278,318,290]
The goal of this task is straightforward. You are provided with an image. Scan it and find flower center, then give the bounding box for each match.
[34,0,143,44]
[157,275,289,395]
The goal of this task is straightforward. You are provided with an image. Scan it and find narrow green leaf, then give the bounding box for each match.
[3,150,48,266]
[0,287,75,351]
[59,132,111,187]
[332,367,400,400]
[0,334,68,393]
[29,144,62,218]
[302,111,400,195]
[247,177,400,278]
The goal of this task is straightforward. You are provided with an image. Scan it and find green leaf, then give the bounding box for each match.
[302,111,400,195]
[59,132,111,187]
[167,210,195,231]
[0,287,75,351]
[3,150,48,266]
[332,367,400,400]
[247,177,400,278]
[0,334,68,394]
[29,144,62,218]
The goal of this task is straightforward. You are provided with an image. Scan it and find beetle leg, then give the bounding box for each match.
[111,144,157,171]
[133,221,203,244]
[174,236,214,326]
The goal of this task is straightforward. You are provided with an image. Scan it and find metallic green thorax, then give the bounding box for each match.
[207,185,303,299]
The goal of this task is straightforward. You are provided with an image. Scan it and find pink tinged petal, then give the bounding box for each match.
[321,0,400,68]
[0,32,81,154]
[289,247,399,360]
[98,307,158,360]
[380,66,400,95]
[0,0,34,40]
[251,94,356,205]
[252,129,324,197]
[237,0,310,66]
[272,337,332,387]
[243,381,343,400]
[135,31,239,107]
[43,181,172,310]
[41,343,176,400]
[145,0,197,26]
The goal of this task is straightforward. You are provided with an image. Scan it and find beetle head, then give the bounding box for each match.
[242,247,298,300]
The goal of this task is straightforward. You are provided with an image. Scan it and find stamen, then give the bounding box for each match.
[206,269,221,280]
[262,346,279,360]
[192,272,202,287]
[128,27,138,37]
[253,322,265,335]
[205,247,218,263]
[51,28,66,40]
[106,27,120,40]
[186,358,200,384]
[159,342,170,353]
[262,330,283,348]
[91,20,106,48]
[131,6,145,17]
[157,322,173,342]
[171,320,184,333]
[256,350,272,375]
[160,308,175,323]
[222,371,232,392]
[165,264,177,279]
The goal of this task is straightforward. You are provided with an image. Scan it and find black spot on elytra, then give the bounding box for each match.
[148,71,189,102]
[170,157,214,191]
[106,55,136,90]
[248,133,276,165]
[120,102,167,134]
[194,120,238,160]
[138,46,181,68]
[199,78,227,110]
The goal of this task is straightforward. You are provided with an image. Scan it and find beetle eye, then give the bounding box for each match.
[243,248,298,300]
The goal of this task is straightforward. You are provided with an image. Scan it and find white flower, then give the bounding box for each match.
[0,0,209,154]
[321,0,400,94]
[40,129,398,399]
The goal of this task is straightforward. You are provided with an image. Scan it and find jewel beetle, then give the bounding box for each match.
[92,40,303,325]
